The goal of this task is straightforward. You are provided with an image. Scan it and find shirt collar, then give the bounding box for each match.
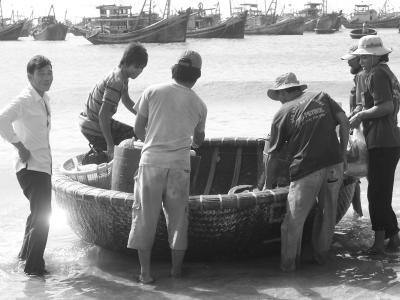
[27,83,49,102]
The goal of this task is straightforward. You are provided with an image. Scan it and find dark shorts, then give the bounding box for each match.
[82,119,136,152]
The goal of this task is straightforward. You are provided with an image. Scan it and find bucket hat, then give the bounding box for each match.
[267,72,307,100]
[352,35,392,56]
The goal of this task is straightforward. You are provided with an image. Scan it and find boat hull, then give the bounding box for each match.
[53,137,356,259]
[314,13,341,34]
[245,16,305,35]
[86,12,189,44]
[187,12,247,39]
[0,21,24,40]
[33,23,68,40]
[342,15,400,29]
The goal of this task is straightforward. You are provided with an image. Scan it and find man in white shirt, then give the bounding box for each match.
[127,50,207,284]
[0,55,53,276]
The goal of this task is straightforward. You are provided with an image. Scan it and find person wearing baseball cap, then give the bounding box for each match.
[127,50,207,283]
[349,35,400,255]
[264,72,349,272]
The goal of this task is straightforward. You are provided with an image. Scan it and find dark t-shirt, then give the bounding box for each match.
[268,91,344,181]
[363,63,400,149]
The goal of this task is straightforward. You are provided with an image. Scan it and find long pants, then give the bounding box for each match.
[16,169,52,274]
[281,163,343,271]
[367,147,400,238]
[81,120,136,152]
[127,165,190,251]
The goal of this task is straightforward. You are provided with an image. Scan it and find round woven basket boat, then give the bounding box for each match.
[53,137,357,259]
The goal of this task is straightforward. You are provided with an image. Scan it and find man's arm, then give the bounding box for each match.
[98,102,116,158]
[121,87,137,115]
[134,113,148,142]
[349,100,393,128]
[264,152,281,189]
[0,100,31,163]
[336,111,350,170]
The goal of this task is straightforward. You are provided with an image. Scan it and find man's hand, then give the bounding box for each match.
[349,112,362,129]
[12,142,30,163]
[106,145,114,161]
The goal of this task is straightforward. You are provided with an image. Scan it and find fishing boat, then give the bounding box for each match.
[32,5,68,40]
[84,1,189,44]
[0,3,24,41]
[298,2,322,32]
[245,15,305,35]
[314,12,342,34]
[342,3,400,29]
[0,20,24,40]
[52,137,357,259]
[187,3,247,39]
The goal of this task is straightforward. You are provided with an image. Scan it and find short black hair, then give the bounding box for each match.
[27,55,52,75]
[378,53,389,62]
[171,64,201,84]
[119,42,148,68]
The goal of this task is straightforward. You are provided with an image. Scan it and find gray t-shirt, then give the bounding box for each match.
[136,82,207,170]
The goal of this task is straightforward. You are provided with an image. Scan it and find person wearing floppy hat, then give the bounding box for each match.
[127,50,207,283]
[341,45,367,117]
[349,35,400,254]
[264,72,350,272]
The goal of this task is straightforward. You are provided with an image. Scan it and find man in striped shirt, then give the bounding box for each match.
[79,42,148,160]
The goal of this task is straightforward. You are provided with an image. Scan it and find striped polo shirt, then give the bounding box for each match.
[79,68,128,136]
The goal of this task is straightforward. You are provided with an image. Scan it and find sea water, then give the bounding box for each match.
[0,29,400,299]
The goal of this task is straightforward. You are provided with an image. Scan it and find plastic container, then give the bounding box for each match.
[111,139,143,192]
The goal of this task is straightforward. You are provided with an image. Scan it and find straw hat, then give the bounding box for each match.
[267,72,307,100]
[352,35,392,56]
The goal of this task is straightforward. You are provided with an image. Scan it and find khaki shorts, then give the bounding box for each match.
[127,165,190,250]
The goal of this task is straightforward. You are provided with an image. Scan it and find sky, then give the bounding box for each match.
[1,0,399,23]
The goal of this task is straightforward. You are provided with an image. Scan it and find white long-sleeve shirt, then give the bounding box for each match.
[0,84,52,175]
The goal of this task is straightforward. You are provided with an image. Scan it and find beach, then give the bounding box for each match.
[0,28,400,299]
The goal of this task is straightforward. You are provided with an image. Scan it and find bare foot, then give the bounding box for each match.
[387,233,400,251]
[136,274,155,284]
[170,269,182,278]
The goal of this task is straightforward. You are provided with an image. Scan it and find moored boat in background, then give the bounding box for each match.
[0,2,24,41]
[341,3,400,29]
[187,2,247,39]
[32,5,68,40]
[245,15,305,35]
[299,2,323,32]
[315,11,342,34]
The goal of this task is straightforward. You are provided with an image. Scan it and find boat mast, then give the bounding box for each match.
[266,0,277,23]
[0,0,3,26]
[322,0,327,15]
[148,0,152,25]
[162,0,171,19]
[229,0,232,16]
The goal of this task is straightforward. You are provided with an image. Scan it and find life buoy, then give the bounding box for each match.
[198,2,203,10]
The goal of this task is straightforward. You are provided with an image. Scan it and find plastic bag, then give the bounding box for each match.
[345,126,368,177]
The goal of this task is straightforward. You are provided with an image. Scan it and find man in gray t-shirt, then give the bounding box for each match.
[127,50,207,284]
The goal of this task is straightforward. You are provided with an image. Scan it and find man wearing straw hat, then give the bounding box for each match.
[127,50,207,284]
[265,72,349,272]
[349,35,400,254]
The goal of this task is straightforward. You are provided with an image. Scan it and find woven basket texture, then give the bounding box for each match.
[54,137,356,259]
